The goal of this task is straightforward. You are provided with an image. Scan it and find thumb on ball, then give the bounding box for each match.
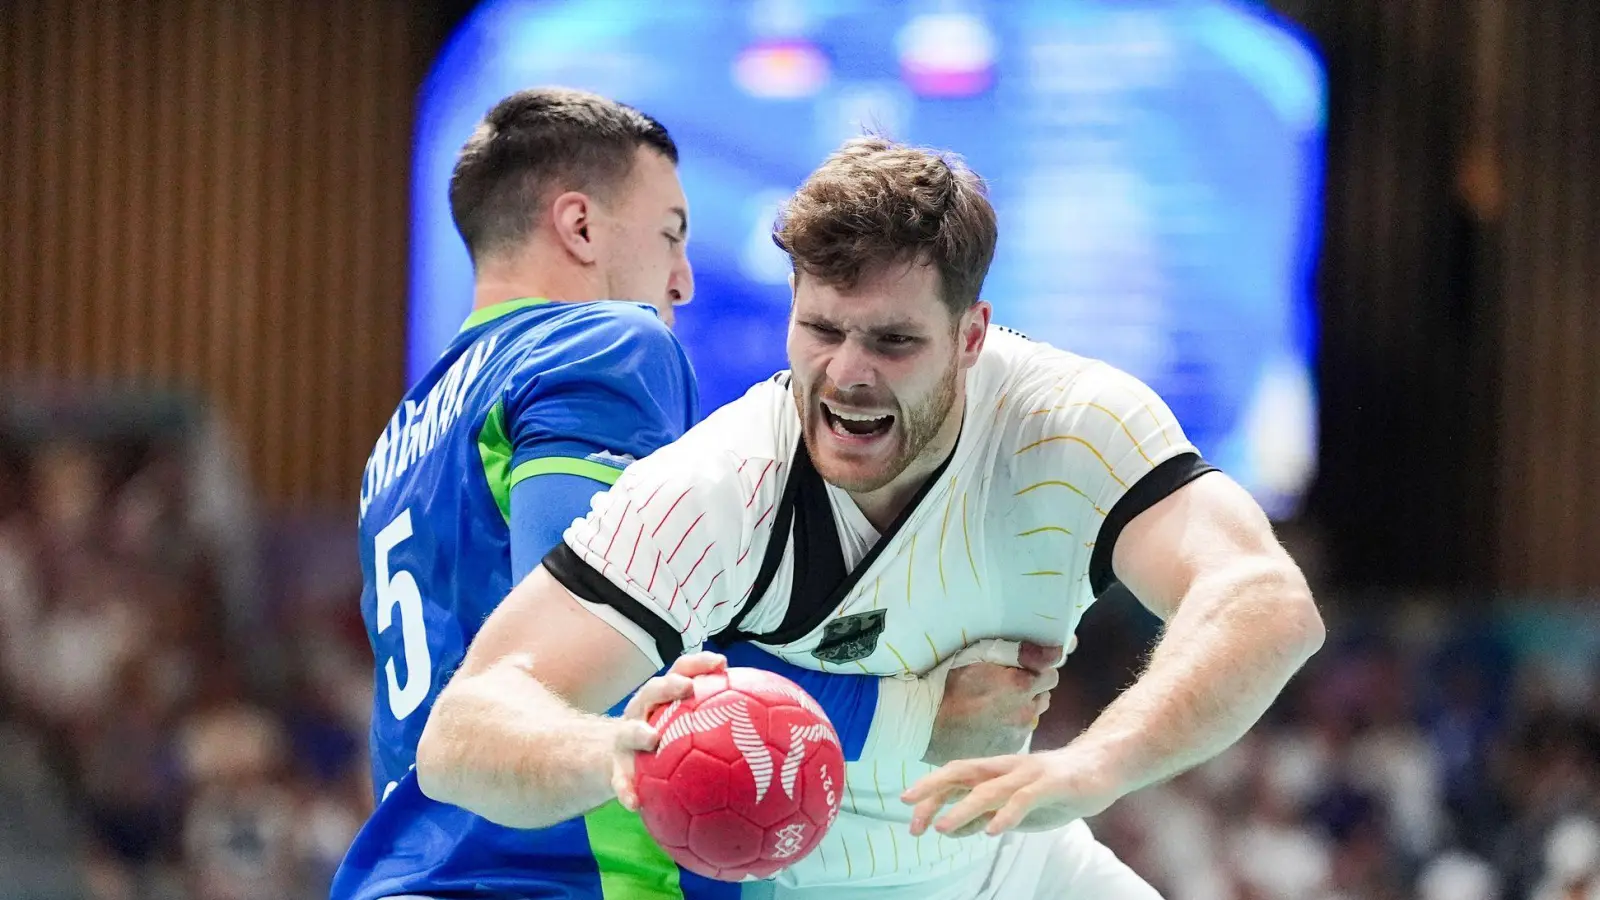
[616,719,659,753]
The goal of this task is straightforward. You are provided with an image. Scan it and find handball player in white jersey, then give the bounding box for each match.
[415,137,1325,899]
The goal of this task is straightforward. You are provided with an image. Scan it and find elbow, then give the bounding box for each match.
[1275,567,1325,665]
[414,693,462,806]
[413,678,550,831]
[1215,556,1324,667]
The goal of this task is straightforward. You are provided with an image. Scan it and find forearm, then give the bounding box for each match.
[416,653,621,829]
[1066,561,1323,796]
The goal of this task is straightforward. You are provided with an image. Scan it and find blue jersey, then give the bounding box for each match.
[333,298,879,900]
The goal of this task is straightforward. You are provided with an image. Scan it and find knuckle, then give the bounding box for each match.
[1009,783,1039,804]
[975,783,1011,804]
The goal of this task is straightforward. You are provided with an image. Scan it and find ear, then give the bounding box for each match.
[550,191,598,265]
[957,301,990,368]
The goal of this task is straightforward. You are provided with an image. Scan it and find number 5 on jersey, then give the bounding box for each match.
[376,509,431,720]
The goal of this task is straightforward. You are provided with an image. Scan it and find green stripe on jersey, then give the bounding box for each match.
[510,456,624,489]
[584,800,684,900]
[476,400,514,524]
[459,297,552,332]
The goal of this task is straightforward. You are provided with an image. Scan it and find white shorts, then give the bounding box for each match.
[976,820,1163,900]
[751,820,1162,900]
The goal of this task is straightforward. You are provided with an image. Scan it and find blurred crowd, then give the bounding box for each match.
[0,393,1596,900]
[1047,599,1600,900]
[0,393,373,900]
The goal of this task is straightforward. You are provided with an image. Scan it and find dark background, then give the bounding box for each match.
[5,0,1596,595]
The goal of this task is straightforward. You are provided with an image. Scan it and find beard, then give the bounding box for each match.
[796,354,961,495]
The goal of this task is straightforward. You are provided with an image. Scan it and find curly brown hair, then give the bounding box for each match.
[772,137,998,316]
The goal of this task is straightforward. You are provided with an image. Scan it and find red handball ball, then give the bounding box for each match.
[633,666,846,882]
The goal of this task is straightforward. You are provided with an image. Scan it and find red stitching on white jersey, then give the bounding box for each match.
[625,521,645,577]
[637,481,666,514]
[746,459,775,508]
[667,512,706,565]
[681,541,715,586]
[752,502,776,532]
[651,486,694,537]
[693,569,724,611]
[603,500,631,557]
[646,549,661,593]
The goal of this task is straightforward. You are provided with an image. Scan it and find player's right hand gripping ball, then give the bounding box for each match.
[633,667,845,881]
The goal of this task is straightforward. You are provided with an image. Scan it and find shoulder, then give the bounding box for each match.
[609,377,796,507]
[979,326,1163,417]
[522,301,682,365]
[569,300,676,343]
[983,328,1195,491]
[499,303,690,411]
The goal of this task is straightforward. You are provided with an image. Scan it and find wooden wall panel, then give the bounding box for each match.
[1272,0,1600,593]
[0,0,426,508]
[1493,0,1600,592]
[2,0,1597,589]
[1269,0,1501,591]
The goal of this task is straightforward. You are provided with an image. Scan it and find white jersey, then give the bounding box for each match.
[555,326,1202,896]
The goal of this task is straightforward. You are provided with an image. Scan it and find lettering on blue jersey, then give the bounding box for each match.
[360,335,499,518]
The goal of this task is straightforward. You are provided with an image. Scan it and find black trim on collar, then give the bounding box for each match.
[717,436,961,647]
[717,457,802,643]
[1088,453,1218,597]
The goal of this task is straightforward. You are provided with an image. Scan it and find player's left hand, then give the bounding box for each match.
[611,650,728,811]
[901,745,1123,838]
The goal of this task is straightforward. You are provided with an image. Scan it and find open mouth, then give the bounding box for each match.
[821,401,895,439]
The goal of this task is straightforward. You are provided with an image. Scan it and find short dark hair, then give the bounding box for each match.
[772,136,998,315]
[449,87,678,264]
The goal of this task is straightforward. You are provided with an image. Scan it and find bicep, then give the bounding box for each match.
[458,565,660,714]
[509,472,614,580]
[1110,471,1291,620]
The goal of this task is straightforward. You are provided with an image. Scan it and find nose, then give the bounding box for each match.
[824,337,875,391]
[667,254,694,307]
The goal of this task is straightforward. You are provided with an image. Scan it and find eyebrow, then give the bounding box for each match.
[866,320,925,336]
[801,316,926,337]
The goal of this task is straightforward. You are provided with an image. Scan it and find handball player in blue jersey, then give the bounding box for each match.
[333,88,1059,900]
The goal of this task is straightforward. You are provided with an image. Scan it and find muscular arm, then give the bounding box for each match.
[426,475,952,826]
[905,472,1323,836]
[1070,471,1324,794]
[508,470,917,768]
[415,566,659,829]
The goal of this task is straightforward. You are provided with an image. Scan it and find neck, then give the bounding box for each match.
[846,397,966,531]
[472,247,599,311]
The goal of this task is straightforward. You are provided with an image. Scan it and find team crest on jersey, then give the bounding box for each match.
[811,609,887,664]
[585,449,636,469]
